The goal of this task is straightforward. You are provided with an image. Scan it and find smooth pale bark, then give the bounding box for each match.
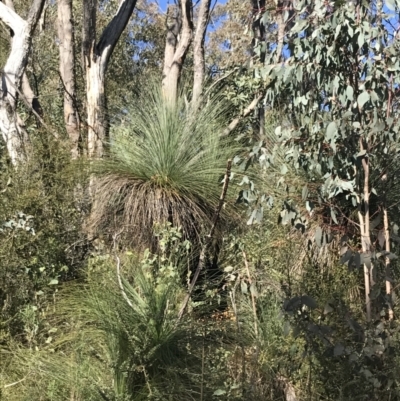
[162,5,180,85]
[362,158,372,321]
[221,93,264,137]
[83,0,137,159]
[86,61,106,158]
[0,0,45,164]
[58,0,80,159]
[383,207,394,320]
[162,0,193,105]
[192,0,211,106]
[357,137,372,322]
[250,0,266,139]
[4,0,42,119]
[275,2,285,63]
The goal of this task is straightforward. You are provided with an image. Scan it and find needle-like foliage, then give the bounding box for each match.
[90,85,239,248]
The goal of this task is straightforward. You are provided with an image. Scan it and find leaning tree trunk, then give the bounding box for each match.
[58,0,80,159]
[0,0,45,164]
[82,0,137,159]
[5,0,43,120]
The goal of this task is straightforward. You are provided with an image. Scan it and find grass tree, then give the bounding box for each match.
[89,85,240,249]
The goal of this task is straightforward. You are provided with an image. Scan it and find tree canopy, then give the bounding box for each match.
[1,0,400,400]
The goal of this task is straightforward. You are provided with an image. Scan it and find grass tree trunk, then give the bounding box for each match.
[192,0,211,107]
[82,0,137,159]
[162,0,193,105]
[0,0,45,164]
[58,0,80,159]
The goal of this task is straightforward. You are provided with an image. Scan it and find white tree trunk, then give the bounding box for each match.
[162,5,180,84]
[0,0,45,164]
[83,0,137,159]
[86,58,106,158]
[162,0,193,105]
[5,0,42,120]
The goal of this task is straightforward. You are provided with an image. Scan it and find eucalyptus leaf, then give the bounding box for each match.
[357,92,370,108]
[241,280,248,294]
[346,85,354,101]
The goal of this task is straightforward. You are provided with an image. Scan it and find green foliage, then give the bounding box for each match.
[217,218,400,400]
[280,262,400,401]
[256,0,400,321]
[1,227,227,401]
[0,138,87,343]
[90,84,241,248]
[260,0,400,230]
[5,1,400,400]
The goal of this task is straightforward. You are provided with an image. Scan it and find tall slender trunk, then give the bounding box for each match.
[358,136,372,322]
[192,0,211,106]
[384,60,394,320]
[162,0,193,105]
[86,59,106,158]
[162,5,180,85]
[383,206,394,320]
[58,0,80,159]
[250,0,267,139]
[0,0,45,164]
[82,0,137,159]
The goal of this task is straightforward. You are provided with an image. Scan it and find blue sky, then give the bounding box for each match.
[157,0,227,12]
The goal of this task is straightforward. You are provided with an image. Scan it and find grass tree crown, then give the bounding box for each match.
[90,85,240,249]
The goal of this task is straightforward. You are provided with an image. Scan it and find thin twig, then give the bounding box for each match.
[230,276,246,398]
[203,69,236,98]
[200,325,206,401]
[243,250,258,337]
[177,159,232,320]
[115,255,134,310]
[2,70,58,138]
[3,376,27,389]
[112,231,134,310]
[221,93,264,137]
[385,73,394,321]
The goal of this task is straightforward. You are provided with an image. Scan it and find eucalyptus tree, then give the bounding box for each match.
[82,0,138,158]
[0,0,45,164]
[57,0,80,159]
[260,0,400,321]
[162,0,213,106]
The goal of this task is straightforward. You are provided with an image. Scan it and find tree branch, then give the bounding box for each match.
[177,159,232,320]
[221,93,264,137]
[96,0,138,66]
